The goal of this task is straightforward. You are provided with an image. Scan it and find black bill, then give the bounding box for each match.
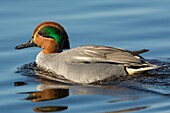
[15,39,37,49]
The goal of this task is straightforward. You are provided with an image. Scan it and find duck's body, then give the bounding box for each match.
[36,45,157,83]
[16,21,158,84]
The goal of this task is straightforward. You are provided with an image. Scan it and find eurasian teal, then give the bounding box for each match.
[15,21,158,84]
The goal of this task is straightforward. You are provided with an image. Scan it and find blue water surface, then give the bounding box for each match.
[1,0,170,113]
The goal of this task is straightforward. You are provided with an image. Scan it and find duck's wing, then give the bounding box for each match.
[67,45,148,66]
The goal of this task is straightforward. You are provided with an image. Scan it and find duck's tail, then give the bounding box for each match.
[126,65,159,75]
[130,49,149,56]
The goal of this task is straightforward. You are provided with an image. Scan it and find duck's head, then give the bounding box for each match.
[15,21,70,54]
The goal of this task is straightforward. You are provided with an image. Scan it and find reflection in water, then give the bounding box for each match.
[15,76,166,113]
[21,87,69,112]
[15,79,70,112]
[25,88,69,102]
[33,106,68,112]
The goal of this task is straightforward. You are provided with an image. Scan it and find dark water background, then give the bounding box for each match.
[1,0,170,113]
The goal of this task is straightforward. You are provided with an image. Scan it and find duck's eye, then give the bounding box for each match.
[38,32,46,36]
[38,32,53,39]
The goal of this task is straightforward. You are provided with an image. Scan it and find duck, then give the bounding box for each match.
[15,21,158,84]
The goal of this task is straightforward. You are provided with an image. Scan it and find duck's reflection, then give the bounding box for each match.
[15,79,70,112]
[28,86,69,112]
[25,88,69,102]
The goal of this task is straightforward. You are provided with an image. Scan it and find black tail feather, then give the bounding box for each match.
[130,49,149,56]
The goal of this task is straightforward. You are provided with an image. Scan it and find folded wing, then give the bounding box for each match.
[68,45,148,66]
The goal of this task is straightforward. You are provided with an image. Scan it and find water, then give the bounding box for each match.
[1,0,170,112]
